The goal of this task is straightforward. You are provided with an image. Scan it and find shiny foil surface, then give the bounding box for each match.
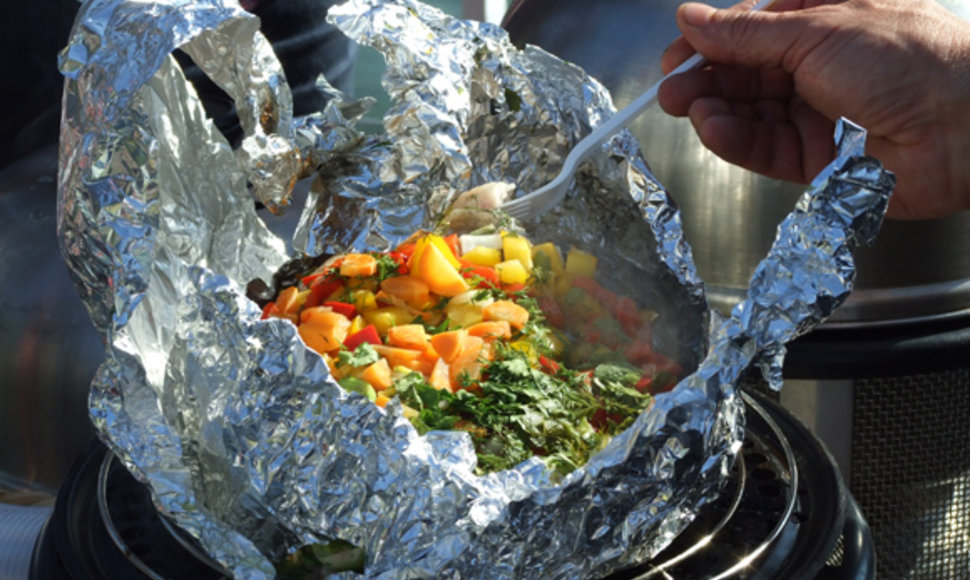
[55,0,894,577]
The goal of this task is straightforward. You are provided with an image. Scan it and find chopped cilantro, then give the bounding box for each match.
[338,343,380,368]
[374,252,403,282]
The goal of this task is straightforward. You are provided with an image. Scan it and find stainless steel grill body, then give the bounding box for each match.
[851,369,970,579]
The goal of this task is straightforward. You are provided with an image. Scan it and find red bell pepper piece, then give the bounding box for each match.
[614,296,645,337]
[623,339,654,366]
[634,375,655,394]
[386,251,410,275]
[343,324,382,350]
[590,407,625,431]
[323,301,357,319]
[394,242,416,260]
[305,276,344,309]
[443,233,461,259]
[458,258,499,288]
[571,275,618,304]
[261,301,280,320]
[301,272,324,287]
[538,355,560,375]
[536,296,564,328]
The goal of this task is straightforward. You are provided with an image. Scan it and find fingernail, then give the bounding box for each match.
[681,2,716,27]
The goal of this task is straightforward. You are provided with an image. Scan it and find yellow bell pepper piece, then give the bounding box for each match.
[462,245,502,267]
[502,234,533,271]
[565,247,598,278]
[495,259,529,285]
[532,242,564,275]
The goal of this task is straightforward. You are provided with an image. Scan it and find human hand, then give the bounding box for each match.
[657,0,970,220]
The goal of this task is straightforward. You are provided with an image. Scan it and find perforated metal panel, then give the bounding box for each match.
[851,369,970,579]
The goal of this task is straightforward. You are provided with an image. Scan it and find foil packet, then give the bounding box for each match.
[56,0,894,578]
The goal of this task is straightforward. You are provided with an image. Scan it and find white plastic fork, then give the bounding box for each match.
[501,0,773,221]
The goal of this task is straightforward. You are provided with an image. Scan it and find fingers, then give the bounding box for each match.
[663,1,828,73]
[685,95,834,183]
[657,64,793,117]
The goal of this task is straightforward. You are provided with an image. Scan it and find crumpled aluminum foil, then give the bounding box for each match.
[56,0,895,578]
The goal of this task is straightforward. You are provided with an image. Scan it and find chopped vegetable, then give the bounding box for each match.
[343,324,381,351]
[339,253,379,278]
[259,231,682,477]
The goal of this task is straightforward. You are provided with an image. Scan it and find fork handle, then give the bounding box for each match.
[573,51,706,164]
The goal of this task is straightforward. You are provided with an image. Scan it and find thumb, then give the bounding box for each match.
[676,2,806,70]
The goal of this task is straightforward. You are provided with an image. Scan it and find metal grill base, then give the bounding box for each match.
[748,365,970,580]
[852,368,970,580]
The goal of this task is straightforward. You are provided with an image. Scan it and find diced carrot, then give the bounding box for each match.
[403,355,436,376]
[466,320,512,341]
[275,286,306,315]
[386,324,430,350]
[299,307,352,354]
[375,393,391,408]
[359,358,393,391]
[343,324,382,351]
[339,253,378,278]
[372,344,426,368]
[449,335,487,390]
[482,300,530,330]
[380,275,431,308]
[429,328,468,364]
[429,357,452,391]
[323,301,357,319]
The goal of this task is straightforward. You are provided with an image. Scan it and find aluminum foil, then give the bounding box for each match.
[56,0,894,577]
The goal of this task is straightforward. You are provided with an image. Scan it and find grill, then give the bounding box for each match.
[775,314,970,580]
[610,391,871,580]
[851,370,970,579]
[30,390,872,579]
[30,440,227,580]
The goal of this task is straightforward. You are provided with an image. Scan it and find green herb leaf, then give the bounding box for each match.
[338,343,380,368]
